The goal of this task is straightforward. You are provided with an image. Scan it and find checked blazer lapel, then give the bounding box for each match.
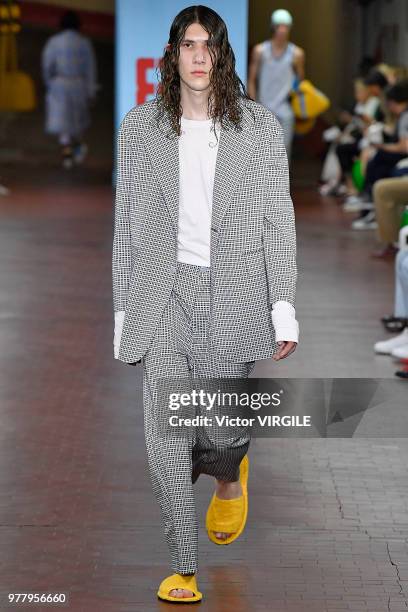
[211,106,257,232]
[142,99,257,235]
[143,109,180,234]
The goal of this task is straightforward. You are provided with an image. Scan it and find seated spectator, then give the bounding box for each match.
[371,161,408,258]
[374,246,408,375]
[361,69,388,121]
[319,78,383,196]
[377,63,408,86]
[350,79,408,230]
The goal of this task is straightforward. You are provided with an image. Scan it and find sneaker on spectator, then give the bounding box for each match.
[343,197,374,212]
[351,210,378,230]
[319,181,336,196]
[381,315,408,332]
[344,194,362,205]
[374,328,408,354]
[332,184,348,197]
[0,183,10,196]
[390,344,408,360]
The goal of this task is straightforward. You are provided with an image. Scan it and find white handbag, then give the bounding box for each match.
[320,143,341,183]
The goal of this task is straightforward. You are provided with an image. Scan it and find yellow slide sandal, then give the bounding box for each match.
[157,573,203,603]
[205,454,249,545]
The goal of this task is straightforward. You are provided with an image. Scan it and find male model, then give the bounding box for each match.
[112,5,299,603]
[247,8,305,162]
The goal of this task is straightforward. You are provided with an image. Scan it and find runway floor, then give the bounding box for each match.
[0,153,407,611]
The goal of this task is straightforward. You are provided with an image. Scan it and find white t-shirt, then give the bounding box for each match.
[177,115,221,266]
[354,96,380,120]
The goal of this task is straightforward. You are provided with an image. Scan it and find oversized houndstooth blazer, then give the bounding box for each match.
[112,95,297,365]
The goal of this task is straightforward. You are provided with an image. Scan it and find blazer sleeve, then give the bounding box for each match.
[112,116,133,313]
[263,114,297,308]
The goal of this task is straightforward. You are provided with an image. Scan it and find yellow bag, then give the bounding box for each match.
[0,70,36,111]
[0,3,36,112]
[295,117,316,135]
[291,79,330,120]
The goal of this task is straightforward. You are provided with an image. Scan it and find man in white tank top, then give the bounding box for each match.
[248,8,305,162]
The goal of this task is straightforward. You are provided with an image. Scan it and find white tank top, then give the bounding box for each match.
[258,40,296,119]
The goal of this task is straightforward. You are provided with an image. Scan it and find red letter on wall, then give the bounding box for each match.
[136,58,159,104]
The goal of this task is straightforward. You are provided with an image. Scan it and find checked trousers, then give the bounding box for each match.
[142,261,255,574]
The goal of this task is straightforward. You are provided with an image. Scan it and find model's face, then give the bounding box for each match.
[178,23,214,93]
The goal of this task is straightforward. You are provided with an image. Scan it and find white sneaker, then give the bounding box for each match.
[333,184,348,196]
[319,182,337,196]
[351,210,378,230]
[374,328,408,354]
[344,194,363,205]
[343,199,374,212]
[390,344,408,360]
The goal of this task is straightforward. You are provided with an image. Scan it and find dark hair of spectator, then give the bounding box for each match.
[385,79,408,103]
[358,56,376,78]
[60,10,81,31]
[363,70,388,89]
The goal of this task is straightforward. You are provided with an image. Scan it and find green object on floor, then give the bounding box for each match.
[401,205,408,228]
[351,160,365,192]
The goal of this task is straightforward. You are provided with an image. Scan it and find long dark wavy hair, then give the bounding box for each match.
[154,5,251,137]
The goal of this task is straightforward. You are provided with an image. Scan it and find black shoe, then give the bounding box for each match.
[381,315,408,332]
[395,369,408,378]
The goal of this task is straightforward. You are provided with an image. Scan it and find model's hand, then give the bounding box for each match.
[272,341,297,361]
